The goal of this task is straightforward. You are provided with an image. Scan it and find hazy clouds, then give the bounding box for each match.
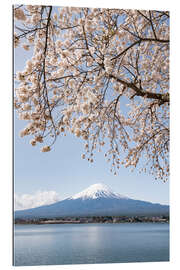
[14,190,60,210]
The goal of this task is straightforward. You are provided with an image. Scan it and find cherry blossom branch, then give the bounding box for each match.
[14,6,169,178]
[109,73,169,104]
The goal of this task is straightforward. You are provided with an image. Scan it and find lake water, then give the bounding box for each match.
[14,223,169,266]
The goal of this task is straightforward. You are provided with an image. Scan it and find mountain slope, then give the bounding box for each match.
[15,183,169,219]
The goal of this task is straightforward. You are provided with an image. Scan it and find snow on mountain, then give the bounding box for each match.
[69,183,128,200]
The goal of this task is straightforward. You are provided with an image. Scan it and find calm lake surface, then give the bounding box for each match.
[14,223,169,266]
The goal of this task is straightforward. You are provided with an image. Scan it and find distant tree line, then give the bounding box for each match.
[14,215,169,224]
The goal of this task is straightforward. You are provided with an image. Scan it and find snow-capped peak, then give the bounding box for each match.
[69,183,128,200]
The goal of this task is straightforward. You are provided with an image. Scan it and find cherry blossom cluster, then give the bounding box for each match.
[14,5,169,180]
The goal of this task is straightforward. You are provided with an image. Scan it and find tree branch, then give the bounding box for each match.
[109,73,169,104]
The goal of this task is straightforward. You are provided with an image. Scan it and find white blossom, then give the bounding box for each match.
[14,6,169,180]
[14,8,26,21]
[41,146,51,152]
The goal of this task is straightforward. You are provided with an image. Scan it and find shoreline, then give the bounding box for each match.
[14,216,169,225]
[14,221,169,225]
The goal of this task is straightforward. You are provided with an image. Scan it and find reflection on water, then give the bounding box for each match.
[14,223,169,266]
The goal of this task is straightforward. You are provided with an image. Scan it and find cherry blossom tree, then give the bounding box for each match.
[14,5,169,180]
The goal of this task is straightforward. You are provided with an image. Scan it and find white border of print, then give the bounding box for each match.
[0,0,179,269]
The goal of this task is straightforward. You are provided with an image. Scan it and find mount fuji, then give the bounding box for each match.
[15,183,169,219]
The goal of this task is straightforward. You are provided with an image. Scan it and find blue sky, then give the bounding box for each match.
[14,12,169,207]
